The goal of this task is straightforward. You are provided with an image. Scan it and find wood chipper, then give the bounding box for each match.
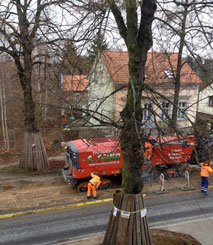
[61,135,197,191]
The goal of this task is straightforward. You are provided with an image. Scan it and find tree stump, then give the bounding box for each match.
[19,132,49,171]
[103,191,152,245]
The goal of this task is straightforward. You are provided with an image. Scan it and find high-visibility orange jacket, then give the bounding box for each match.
[89,175,101,188]
[201,166,213,177]
[144,142,153,160]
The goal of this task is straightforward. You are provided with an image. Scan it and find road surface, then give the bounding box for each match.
[0,190,212,245]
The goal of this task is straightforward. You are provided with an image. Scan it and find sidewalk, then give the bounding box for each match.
[65,216,213,245]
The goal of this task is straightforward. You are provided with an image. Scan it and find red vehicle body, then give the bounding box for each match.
[62,135,195,190]
[63,136,123,183]
[150,136,194,166]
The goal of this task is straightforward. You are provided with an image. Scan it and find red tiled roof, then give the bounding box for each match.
[63,75,88,91]
[101,50,202,84]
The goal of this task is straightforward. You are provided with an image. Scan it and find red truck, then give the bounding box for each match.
[61,135,196,191]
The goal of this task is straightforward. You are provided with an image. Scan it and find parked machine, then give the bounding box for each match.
[62,136,122,191]
[61,135,204,192]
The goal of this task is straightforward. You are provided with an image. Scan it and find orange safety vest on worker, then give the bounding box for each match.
[201,161,213,195]
[144,142,153,160]
[89,175,100,186]
[87,174,101,199]
[201,165,213,177]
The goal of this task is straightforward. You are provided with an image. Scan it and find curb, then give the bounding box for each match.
[0,194,147,220]
[0,198,113,220]
[1,185,212,220]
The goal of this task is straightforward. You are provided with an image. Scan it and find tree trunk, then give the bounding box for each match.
[19,74,49,170]
[20,132,49,170]
[171,6,188,128]
[103,191,152,245]
[106,1,156,244]
[0,70,9,150]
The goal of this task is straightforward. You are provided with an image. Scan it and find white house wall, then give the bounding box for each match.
[88,58,115,126]
[142,84,199,128]
[198,85,213,116]
[88,55,200,129]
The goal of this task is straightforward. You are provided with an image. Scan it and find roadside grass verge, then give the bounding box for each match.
[0,164,59,175]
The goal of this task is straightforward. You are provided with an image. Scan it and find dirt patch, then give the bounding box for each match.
[72,229,201,245]
[151,229,201,245]
[0,163,206,213]
[49,159,65,169]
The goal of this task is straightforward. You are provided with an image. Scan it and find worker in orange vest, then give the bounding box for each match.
[87,173,101,200]
[201,161,213,195]
[144,141,153,160]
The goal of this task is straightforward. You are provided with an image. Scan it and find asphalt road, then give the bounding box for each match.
[0,190,213,245]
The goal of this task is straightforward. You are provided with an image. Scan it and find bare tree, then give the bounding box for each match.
[0,63,9,150]
[101,1,157,244]
[0,0,82,170]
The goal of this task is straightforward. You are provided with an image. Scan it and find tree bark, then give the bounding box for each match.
[20,132,48,171]
[110,0,156,194]
[18,72,49,170]
[14,1,49,170]
[104,1,156,244]
[0,69,9,150]
[103,191,152,245]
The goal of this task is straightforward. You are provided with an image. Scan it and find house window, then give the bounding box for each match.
[209,96,213,106]
[164,70,174,79]
[142,103,152,121]
[75,93,80,101]
[177,101,187,120]
[161,102,170,120]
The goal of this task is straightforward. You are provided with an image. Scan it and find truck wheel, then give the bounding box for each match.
[79,187,87,192]
[167,173,173,178]
[103,183,110,189]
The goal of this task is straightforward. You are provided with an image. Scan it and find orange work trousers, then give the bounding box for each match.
[87,183,97,197]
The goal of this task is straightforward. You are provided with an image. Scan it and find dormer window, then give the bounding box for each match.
[164,69,174,79]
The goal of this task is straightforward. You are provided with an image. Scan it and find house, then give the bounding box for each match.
[88,50,202,131]
[197,83,213,120]
[62,74,88,122]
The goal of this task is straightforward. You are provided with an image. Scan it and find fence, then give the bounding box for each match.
[0,127,118,153]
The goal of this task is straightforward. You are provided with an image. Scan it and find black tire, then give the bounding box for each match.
[79,187,87,192]
[167,173,173,178]
[103,183,110,189]
[190,150,200,165]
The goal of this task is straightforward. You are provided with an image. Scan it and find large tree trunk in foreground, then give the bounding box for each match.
[20,132,49,171]
[103,191,152,245]
[105,1,156,244]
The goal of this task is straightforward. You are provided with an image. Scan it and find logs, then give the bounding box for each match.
[19,132,49,170]
[103,191,152,245]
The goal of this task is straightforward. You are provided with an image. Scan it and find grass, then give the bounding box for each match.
[0,164,59,175]
[0,164,30,174]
